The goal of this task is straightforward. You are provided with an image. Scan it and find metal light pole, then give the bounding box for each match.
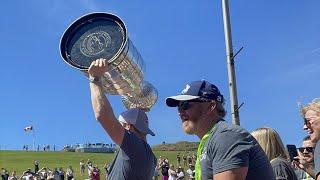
[222,0,241,125]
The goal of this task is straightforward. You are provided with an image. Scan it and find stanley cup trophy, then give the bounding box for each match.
[60,12,158,111]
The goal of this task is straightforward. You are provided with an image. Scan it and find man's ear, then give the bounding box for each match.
[210,101,217,112]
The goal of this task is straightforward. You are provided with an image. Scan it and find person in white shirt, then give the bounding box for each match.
[168,164,177,180]
[186,164,195,180]
[66,166,74,180]
[177,166,185,180]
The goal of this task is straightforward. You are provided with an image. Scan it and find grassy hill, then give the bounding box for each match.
[0,150,190,179]
[152,141,199,151]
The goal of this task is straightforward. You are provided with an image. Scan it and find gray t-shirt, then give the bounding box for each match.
[314,141,320,178]
[200,120,275,180]
[107,130,157,180]
[270,157,298,180]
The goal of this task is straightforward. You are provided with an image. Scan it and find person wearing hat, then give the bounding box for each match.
[88,59,157,180]
[165,80,275,180]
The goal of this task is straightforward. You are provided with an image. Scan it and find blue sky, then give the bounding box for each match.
[1,1,319,150]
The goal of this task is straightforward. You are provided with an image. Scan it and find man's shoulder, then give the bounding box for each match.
[121,130,149,149]
[213,120,252,140]
[206,120,258,151]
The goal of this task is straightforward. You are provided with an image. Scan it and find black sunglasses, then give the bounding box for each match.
[304,118,310,125]
[297,147,314,153]
[178,99,212,111]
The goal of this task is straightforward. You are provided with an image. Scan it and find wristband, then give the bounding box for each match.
[88,76,101,83]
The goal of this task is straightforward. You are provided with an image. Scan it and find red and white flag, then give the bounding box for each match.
[24,126,33,132]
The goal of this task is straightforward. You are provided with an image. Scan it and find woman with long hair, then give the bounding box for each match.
[251,127,298,180]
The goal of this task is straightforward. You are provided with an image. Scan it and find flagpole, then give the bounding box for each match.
[222,0,241,125]
[32,128,36,151]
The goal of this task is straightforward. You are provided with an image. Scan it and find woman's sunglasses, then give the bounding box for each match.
[297,147,314,153]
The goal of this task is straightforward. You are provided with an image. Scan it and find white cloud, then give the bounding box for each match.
[80,0,101,11]
[310,47,320,55]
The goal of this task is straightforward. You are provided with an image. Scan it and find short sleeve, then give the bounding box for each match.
[270,158,298,180]
[120,130,145,160]
[209,131,253,174]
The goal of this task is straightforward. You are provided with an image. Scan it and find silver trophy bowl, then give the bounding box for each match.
[60,12,157,111]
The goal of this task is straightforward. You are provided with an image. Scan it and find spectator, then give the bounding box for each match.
[8,171,17,180]
[158,156,163,167]
[182,155,187,167]
[251,127,298,180]
[87,159,92,166]
[19,169,35,180]
[34,160,39,174]
[176,166,184,180]
[1,169,9,180]
[58,167,65,180]
[166,80,275,179]
[168,164,177,180]
[66,166,74,180]
[38,167,50,180]
[38,167,52,180]
[187,155,192,166]
[91,166,100,180]
[80,160,85,176]
[47,171,55,180]
[88,162,93,179]
[186,164,195,180]
[176,153,181,166]
[160,160,169,180]
[293,135,316,179]
[301,99,320,180]
[52,168,60,180]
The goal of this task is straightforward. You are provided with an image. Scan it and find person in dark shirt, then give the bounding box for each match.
[34,160,39,173]
[1,168,9,180]
[88,59,156,180]
[160,161,169,180]
[166,80,275,180]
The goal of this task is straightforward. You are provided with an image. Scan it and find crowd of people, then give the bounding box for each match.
[4,59,318,180]
[0,159,107,180]
[86,59,320,179]
[21,145,56,152]
[154,155,196,180]
[1,165,74,180]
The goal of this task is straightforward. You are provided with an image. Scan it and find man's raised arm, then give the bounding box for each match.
[88,58,125,145]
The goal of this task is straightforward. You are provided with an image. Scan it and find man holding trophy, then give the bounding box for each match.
[60,13,159,180]
[88,58,156,180]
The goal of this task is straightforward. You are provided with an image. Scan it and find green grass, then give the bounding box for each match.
[0,150,193,179]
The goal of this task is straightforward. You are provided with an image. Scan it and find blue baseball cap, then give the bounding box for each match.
[166,80,224,107]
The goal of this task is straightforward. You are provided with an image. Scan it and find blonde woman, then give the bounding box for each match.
[251,127,298,180]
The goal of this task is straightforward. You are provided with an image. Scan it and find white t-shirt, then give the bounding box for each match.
[186,168,195,178]
[88,165,93,176]
[177,171,184,180]
[168,169,177,180]
[66,169,73,177]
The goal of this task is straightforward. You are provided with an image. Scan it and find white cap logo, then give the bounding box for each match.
[181,84,190,94]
